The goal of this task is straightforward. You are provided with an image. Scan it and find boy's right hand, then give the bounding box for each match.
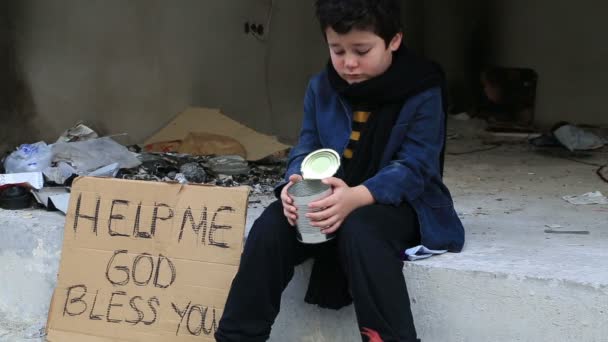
[280,174,303,226]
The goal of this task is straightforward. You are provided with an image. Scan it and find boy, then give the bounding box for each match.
[215,0,465,341]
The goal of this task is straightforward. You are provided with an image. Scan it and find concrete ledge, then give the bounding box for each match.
[270,258,608,342]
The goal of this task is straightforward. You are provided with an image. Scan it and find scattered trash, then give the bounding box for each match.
[403,245,447,261]
[52,137,141,174]
[2,113,290,200]
[114,152,284,195]
[88,162,121,178]
[56,123,98,143]
[0,172,44,190]
[529,133,562,147]
[208,155,250,176]
[179,162,207,183]
[0,186,33,210]
[562,191,608,205]
[31,187,70,213]
[174,173,188,184]
[48,193,70,214]
[544,229,590,235]
[43,161,77,185]
[553,124,606,151]
[4,142,53,173]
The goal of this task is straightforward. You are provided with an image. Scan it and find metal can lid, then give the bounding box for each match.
[301,148,340,179]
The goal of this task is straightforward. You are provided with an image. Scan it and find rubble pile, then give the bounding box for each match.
[117,152,286,195]
[1,120,289,212]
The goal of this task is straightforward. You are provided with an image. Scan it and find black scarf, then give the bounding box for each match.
[304,44,447,310]
[328,43,446,186]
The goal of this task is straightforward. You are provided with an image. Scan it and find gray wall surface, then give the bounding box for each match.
[485,0,608,127]
[2,0,326,152]
[2,0,607,155]
[421,0,608,127]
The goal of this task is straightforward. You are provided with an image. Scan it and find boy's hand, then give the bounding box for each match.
[306,177,374,234]
[280,174,303,226]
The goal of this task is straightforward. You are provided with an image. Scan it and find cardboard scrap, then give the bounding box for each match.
[178,132,247,159]
[145,108,289,161]
[46,177,250,341]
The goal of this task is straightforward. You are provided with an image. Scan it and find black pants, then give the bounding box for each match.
[215,200,421,342]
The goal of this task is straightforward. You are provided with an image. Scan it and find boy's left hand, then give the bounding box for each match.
[306,177,374,234]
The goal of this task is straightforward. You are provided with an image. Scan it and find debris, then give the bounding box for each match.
[144,107,289,161]
[49,194,70,214]
[174,173,188,184]
[544,229,590,235]
[31,187,70,213]
[0,172,44,190]
[43,161,77,185]
[562,191,608,205]
[4,142,53,173]
[404,245,447,261]
[553,124,606,151]
[56,123,98,143]
[208,155,250,176]
[0,186,33,210]
[88,163,120,178]
[116,152,285,196]
[529,133,562,147]
[52,137,141,174]
[179,162,207,183]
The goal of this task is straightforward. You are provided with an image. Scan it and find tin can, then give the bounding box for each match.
[286,148,341,244]
[288,179,335,244]
[301,148,341,180]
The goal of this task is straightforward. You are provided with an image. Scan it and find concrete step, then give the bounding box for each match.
[271,251,608,342]
[266,187,608,342]
[2,179,607,342]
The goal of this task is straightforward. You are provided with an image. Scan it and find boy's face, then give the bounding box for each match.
[326,27,402,84]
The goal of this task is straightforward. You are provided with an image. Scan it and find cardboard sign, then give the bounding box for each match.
[46,177,249,341]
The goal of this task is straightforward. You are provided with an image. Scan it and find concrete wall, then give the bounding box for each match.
[485,0,608,127]
[422,0,608,127]
[2,0,326,152]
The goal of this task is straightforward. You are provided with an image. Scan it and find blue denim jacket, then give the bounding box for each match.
[276,71,465,252]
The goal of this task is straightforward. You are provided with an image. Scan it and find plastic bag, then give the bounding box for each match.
[51,137,140,174]
[3,142,53,173]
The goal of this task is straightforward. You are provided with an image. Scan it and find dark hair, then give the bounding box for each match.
[315,0,402,46]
